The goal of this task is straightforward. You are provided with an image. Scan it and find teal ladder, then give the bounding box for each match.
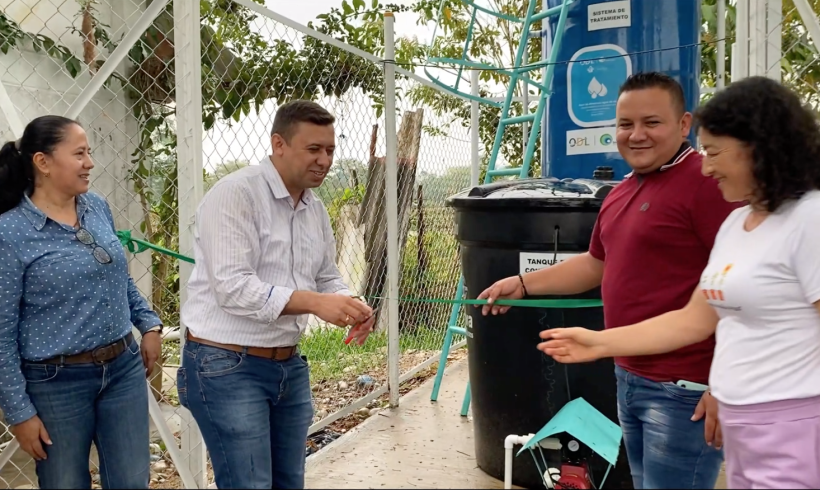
[426,0,574,415]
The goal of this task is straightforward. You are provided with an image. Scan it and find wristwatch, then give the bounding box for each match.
[145,325,163,335]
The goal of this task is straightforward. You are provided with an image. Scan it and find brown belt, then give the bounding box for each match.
[35,332,135,366]
[185,331,298,361]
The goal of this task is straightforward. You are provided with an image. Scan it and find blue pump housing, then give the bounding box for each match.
[542,0,700,180]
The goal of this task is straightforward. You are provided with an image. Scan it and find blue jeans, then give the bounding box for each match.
[22,336,150,489]
[616,366,723,489]
[178,340,314,489]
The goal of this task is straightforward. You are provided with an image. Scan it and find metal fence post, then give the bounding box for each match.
[471,70,480,187]
[383,11,400,408]
[173,0,207,486]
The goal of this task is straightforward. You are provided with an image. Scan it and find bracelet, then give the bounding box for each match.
[518,274,528,297]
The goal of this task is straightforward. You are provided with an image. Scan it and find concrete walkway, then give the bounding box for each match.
[305,359,507,489]
[305,358,728,489]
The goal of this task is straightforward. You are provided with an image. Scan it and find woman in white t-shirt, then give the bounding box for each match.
[536,76,820,489]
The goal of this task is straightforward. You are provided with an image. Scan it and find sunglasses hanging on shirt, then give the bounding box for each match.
[75,228,113,264]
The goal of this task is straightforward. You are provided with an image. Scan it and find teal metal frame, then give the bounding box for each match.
[428,0,574,415]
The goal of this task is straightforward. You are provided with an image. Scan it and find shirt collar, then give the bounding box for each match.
[19,192,89,231]
[624,141,696,179]
[261,157,315,206]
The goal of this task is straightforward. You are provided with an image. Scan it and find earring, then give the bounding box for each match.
[44,172,50,178]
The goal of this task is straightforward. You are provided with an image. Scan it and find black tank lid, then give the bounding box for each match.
[446,177,615,210]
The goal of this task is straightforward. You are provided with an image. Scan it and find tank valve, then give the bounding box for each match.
[593,166,614,180]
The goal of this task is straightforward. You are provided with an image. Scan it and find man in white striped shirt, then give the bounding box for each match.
[178,100,375,489]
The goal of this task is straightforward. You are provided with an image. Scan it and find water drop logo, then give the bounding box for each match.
[600,133,613,146]
[587,77,607,99]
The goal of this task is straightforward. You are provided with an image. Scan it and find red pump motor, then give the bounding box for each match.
[554,461,592,489]
[553,439,593,490]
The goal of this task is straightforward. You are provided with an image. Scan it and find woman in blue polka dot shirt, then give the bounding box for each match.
[0,116,162,489]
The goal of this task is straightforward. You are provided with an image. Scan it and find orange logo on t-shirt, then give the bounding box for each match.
[702,264,732,302]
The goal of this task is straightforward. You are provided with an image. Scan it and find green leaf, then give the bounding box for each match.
[342,1,354,16]
[353,0,365,9]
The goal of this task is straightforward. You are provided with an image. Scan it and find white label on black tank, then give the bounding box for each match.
[519,252,580,274]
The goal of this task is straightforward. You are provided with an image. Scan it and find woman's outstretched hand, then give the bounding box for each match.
[537,327,607,363]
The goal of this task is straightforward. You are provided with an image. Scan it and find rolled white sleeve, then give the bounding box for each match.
[315,208,352,295]
[792,201,820,304]
[196,182,293,323]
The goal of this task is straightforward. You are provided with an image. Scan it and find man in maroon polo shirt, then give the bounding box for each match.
[478,72,740,489]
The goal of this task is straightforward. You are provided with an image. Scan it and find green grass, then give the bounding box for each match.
[298,325,446,384]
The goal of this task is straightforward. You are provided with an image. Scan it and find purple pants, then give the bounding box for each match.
[718,395,820,489]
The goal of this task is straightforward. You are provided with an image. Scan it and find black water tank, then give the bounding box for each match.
[446,177,632,489]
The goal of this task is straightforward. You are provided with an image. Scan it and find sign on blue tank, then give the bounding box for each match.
[568,45,631,128]
[542,0,701,181]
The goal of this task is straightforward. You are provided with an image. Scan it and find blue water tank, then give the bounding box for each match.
[542,0,700,180]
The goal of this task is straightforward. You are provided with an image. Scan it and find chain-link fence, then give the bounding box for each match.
[2,0,820,488]
[0,0,204,487]
[700,0,820,111]
[0,0,474,487]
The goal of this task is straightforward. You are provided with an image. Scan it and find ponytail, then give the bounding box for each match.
[0,140,31,215]
[0,115,78,215]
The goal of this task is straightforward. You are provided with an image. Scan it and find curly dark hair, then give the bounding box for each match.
[694,76,820,212]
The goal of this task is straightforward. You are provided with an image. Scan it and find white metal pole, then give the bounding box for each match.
[147,385,198,489]
[0,78,27,475]
[717,0,726,88]
[471,70,480,187]
[766,0,783,82]
[541,0,551,177]
[173,0,206,486]
[793,0,820,51]
[0,83,25,137]
[383,12,401,408]
[735,0,749,80]
[750,0,767,77]
[65,0,170,119]
[522,84,529,155]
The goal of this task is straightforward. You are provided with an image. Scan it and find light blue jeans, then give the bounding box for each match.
[23,336,150,489]
[178,340,314,489]
[615,366,724,489]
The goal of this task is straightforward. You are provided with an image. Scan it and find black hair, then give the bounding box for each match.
[694,76,820,212]
[270,99,335,142]
[619,72,687,115]
[0,115,79,215]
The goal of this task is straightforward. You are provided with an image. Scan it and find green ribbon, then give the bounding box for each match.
[116,230,195,264]
[115,230,602,309]
[368,296,602,308]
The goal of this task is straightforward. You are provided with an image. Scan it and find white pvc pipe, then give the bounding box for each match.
[504,433,535,489]
[504,434,563,489]
[383,12,400,409]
